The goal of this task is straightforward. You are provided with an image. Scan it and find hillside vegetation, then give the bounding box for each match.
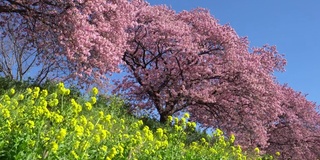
[0,80,278,159]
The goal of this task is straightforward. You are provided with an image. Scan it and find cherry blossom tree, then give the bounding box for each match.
[115,3,320,159]
[0,0,134,87]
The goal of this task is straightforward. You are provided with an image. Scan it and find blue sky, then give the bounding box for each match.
[146,0,320,105]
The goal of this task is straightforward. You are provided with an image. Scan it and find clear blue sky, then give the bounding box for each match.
[146,0,320,105]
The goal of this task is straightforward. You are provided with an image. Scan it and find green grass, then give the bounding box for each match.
[0,82,275,159]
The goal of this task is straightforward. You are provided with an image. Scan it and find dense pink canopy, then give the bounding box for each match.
[115,2,320,159]
[0,0,135,87]
[266,85,320,159]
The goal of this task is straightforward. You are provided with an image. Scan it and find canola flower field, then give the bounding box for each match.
[0,82,276,159]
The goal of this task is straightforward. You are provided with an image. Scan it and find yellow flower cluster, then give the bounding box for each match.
[0,84,263,160]
[57,82,70,95]
[0,84,102,158]
[92,87,99,96]
[71,98,83,114]
[56,128,67,142]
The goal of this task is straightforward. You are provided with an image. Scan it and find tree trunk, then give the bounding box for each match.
[160,114,168,123]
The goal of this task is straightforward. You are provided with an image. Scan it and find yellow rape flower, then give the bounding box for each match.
[11,99,18,107]
[130,138,137,145]
[2,109,10,118]
[254,147,260,154]
[215,128,223,137]
[85,128,91,137]
[41,136,50,146]
[162,140,169,148]
[51,113,63,123]
[131,122,139,129]
[18,94,24,100]
[201,138,206,143]
[34,86,40,93]
[32,106,44,118]
[94,135,101,143]
[180,117,186,125]
[57,128,67,141]
[28,140,36,147]
[155,141,162,149]
[85,102,92,110]
[82,141,91,150]
[41,90,48,97]
[174,125,182,131]
[144,149,150,155]
[71,99,82,113]
[40,99,47,107]
[276,151,281,156]
[9,88,15,95]
[50,141,59,154]
[75,104,82,113]
[43,107,51,118]
[174,117,179,124]
[99,111,104,119]
[27,100,34,106]
[79,115,87,125]
[123,134,129,139]
[183,112,190,119]
[87,121,94,131]
[75,125,84,138]
[96,124,103,131]
[100,145,107,152]
[26,88,32,94]
[191,122,197,128]
[49,99,59,107]
[70,118,77,127]
[236,145,242,153]
[90,97,97,104]
[5,120,12,132]
[179,142,185,148]
[137,120,143,126]
[32,87,40,99]
[26,120,35,129]
[57,82,64,90]
[146,134,154,141]
[63,88,70,95]
[210,148,217,154]
[92,87,99,95]
[105,114,112,123]
[156,128,164,138]
[143,126,149,132]
[108,147,118,159]
[4,100,10,106]
[3,94,10,101]
[74,141,80,149]
[71,98,77,105]
[50,92,58,99]
[71,150,79,159]
[168,116,173,122]
[230,134,236,143]
[118,144,124,154]
[100,129,109,140]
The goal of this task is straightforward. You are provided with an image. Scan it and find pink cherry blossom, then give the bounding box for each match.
[115,3,320,159]
[0,0,135,88]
